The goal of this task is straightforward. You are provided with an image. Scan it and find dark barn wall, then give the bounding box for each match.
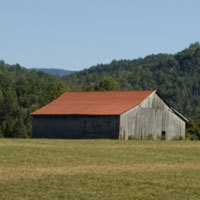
[32,115,120,139]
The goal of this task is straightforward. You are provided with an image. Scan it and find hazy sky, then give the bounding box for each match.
[0,0,200,70]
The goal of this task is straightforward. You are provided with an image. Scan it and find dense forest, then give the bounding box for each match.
[0,62,69,138]
[0,43,200,138]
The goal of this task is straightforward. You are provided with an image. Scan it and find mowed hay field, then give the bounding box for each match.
[1,139,200,200]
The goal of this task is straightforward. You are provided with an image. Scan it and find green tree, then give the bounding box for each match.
[186,119,200,140]
[13,117,27,138]
[43,82,70,104]
[98,76,120,91]
[86,82,98,91]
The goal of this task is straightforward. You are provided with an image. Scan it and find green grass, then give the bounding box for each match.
[0,139,200,199]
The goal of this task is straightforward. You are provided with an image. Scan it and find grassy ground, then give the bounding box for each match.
[0,139,200,199]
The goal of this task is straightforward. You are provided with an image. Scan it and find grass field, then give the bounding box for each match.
[0,139,200,200]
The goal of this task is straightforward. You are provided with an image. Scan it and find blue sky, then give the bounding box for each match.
[0,0,200,70]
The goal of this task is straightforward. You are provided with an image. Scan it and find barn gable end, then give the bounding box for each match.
[119,92,186,140]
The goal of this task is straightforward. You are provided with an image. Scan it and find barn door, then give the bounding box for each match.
[161,131,166,140]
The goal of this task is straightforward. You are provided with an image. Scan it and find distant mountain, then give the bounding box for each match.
[32,68,76,77]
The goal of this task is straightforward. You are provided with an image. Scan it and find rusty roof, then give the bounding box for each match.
[31,90,155,116]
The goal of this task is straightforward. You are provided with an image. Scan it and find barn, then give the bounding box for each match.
[31,90,188,140]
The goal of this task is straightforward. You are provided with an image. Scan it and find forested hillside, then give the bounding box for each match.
[0,62,69,138]
[1,43,200,138]
[64,43,200,119]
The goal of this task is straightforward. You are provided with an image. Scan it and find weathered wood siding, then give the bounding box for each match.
[32,115,120,139]
[119,92,186,140]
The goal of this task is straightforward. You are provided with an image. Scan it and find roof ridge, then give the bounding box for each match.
[66,90,155,93]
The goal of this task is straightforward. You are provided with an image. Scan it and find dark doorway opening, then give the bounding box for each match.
[161,131,166,140]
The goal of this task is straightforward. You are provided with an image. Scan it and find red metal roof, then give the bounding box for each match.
[31,90,155,116]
